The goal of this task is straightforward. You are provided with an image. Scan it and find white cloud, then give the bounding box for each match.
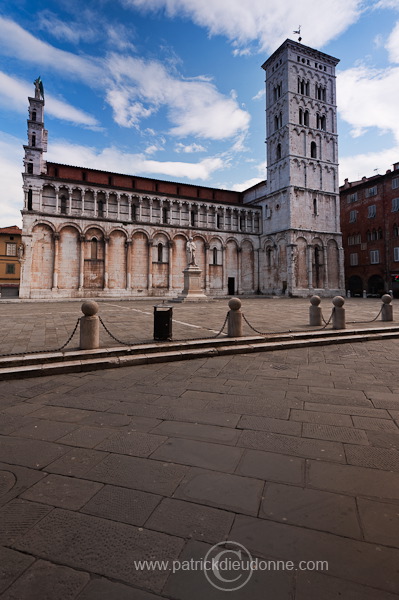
[386,20,399,62]
[0,132,24,228]
[0,72,99,128]
[175,143,206,153]
[125,0,362,53]
[0,16,102,83]
[105,53,250,139]
[0,18,249,141]
[252,89,265,101]
[37,10,98,44]
[337,64,399,143]
[231,177,263,191]
[339,147,399,183]
[48,141,225,180]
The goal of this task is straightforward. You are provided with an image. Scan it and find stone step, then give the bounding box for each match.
[0,325,399,379]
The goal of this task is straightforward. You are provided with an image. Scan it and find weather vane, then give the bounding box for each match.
[293,26,302,43]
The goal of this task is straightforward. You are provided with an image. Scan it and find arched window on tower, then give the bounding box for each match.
[304,110,309,126]
[31,111,37,122]
[91,238,98,260]
[157,243,163,263]
[276,143,282,160]
[60,195,67,215]
[31,134,36,147]
[98,200,104,218]
[274,115,279,131]
[310,142,317,159]
[299,108,303,125]
[131,203,136,221]
[212,247,218,265]
[27,189,33,211]
[313,198,318,216]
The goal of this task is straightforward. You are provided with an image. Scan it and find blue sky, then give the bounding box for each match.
[1,0,399,227]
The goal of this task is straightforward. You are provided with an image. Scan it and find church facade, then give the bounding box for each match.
[19,39,344,299]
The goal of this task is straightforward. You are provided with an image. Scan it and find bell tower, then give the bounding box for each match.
[23,77,47,177]
[256,39,344,296]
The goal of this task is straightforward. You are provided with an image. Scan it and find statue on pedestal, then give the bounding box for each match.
[186,237,197,267]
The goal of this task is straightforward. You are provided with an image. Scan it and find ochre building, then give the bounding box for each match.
[20,39,344,299]
[0,225,22,298]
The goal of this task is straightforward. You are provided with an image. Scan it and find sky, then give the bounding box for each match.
[1,0,399,227]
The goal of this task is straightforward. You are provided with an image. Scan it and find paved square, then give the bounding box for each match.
[0,297,399,598]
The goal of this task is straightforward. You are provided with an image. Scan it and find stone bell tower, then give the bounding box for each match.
[23,77,47,179]
[258,39,344,296]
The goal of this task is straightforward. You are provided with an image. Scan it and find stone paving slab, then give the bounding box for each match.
[174,467,264,516]
[306,460,399,500]
[235,449,305,485]
[237,429,345,462]
[0,559,90,600]
[151,437,243,472]
[20,474,103,510]
[145,498,235,544]
[0,499,53,545]
[11,508,184,593]
[0,463,46,508]
[231,515,399,595]
[150,420,241,445]
[80,484,161,526]
[0,547,35,595]
[163,539,293,600]
[84,453,188,495]
[295,570,399,600]
[302,423,369,445]
[0,436,69,469]
[260,482,361,538]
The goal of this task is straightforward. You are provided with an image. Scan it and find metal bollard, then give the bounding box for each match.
[363,290,367,298]
[332,296,345,329]
[80,301,100,349]
[227,298,243,337]
[381,294,393,321]
[309,295,322,326]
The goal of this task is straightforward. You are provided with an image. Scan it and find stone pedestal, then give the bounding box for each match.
[177,265,208,302]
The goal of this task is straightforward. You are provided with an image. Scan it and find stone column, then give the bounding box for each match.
[103,236,109,289]
[52,232,60,290]
[287,243,297,295]
[222,207,226,230]
[81,189,85,216]
[147,240,153,290]
[78,234,85,290]
[323,244,329,289]
[105,193,109,219]
[55,188,59,214]
[117,194,120,220]
[307,244,313,289]
[138,197,143,221]
[237,247,242,294]
[68,190,72,215]
[149,199,153,223]
[254,247,260,293]
[178,202,182,226]
[126,239,132,290]
[205,205,209,229]
[168,240,173,291]
[221,246,226,293]
[94,191,98,217]
[204,242,210,293]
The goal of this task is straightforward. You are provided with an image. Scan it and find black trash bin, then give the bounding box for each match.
[153,305,173,340]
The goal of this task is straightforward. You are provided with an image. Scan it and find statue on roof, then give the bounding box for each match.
[33,77,44,100]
